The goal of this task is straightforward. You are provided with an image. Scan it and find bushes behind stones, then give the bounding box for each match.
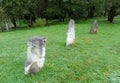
[33,18,46,27]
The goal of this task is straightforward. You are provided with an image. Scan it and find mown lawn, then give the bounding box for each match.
[0,17,120,83]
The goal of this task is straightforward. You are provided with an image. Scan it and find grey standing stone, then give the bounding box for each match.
[90,20,98,34]
[66,19,75,47]
[24,36,47,75]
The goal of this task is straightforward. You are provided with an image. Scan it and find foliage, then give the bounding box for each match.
[103,0,120,22]
[108,71,120,83]
[1,0,29,27]
[0,7,4,31]
[33,18,46,27]
[1,0,120,29]
[0,7,7,31]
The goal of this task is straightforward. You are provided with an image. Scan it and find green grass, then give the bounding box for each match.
[0,17,120,83]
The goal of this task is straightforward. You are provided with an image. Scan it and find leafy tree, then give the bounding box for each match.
[0,6,10,31]
[1,0,120,29]
[0,7,5,31]
[85,0,104,18]
[23,0,48,26]
[2,0,29,27]
[44,0,67,22]
[107,0,120,22]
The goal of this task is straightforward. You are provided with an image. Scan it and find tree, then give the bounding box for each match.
[44,0,67,22]
[107,0,120,22]
[0,6,9,31]
[85,0,104,18]
[0,7,5,31]
[1,0,29,27]
[22,0,48,26]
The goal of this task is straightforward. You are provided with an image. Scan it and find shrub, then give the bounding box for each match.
[33,18,46,27]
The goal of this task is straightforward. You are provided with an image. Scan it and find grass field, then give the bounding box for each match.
[0,17,120,83]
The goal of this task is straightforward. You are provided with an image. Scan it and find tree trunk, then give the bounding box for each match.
[59,16,65,22]
[62,17,65,22]
[108,6,116,23]
[11,18,16,28]
[104,9,107,17]
[28,16,32,27]
[87,5,95,18]
[103,0,107,17]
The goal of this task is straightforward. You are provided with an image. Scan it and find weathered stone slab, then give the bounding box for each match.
[24,36,46,74]
[90,20,98,34]
[66,19,75,47]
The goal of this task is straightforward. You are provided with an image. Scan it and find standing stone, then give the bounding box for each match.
[90,20,98,34]
[66,19,75,47]
[24,36,47,75]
